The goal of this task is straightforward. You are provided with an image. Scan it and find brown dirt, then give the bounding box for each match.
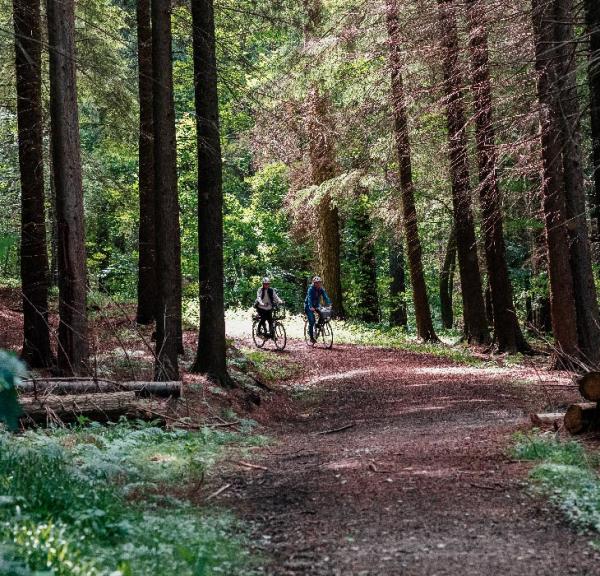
[210,340,600,575]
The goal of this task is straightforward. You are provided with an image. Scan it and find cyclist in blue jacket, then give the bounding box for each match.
[304,276,332,343]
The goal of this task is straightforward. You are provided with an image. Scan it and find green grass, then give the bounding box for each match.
[512,432,600,532]
[0,421,262,575]
[242,350,303,383]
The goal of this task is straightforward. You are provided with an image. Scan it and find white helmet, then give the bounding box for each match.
[312,276,322,283]
[262,277,270,284]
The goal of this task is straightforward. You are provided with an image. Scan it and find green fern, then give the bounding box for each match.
[0,351,25,431]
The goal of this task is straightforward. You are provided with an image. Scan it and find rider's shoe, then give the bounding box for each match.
[310,337,317,344]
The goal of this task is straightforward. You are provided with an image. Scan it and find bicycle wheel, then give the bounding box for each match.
[304,320,315,347]
[273,322,287,351]
[320,321,333,349]
[252,320,267,348]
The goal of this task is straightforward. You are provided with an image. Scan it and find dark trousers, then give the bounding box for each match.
[257,308,273,336]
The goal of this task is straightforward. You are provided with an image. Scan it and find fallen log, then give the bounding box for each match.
[564,402,600,434]
[577,372,600,402]
[20,392,138,424]
[529,412,565,429]
[18,379,181,398]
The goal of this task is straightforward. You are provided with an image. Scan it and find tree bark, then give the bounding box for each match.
[306,87,344,316]
[151,0,180,380]
[439,226,456,330]
[13,0,53,368]
[389,236,408,327]
[585,0,600,258]
[531,0,579,364]
[136,0,157,325]
[437,0,490,345]
[190,0,228,384]
[386,0,438,341]
[353,197,379,323]
[47,0,88,375]
[554,0,600,368]
[466,0,530,353]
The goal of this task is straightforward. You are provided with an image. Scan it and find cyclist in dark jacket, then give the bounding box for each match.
[255,277,283,337]
[304,276,332,342]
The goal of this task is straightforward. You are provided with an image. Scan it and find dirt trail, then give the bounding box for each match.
[218,342,597,575]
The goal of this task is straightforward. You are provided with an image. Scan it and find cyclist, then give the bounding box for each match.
[255,277,283,338]
[304,276,332,343]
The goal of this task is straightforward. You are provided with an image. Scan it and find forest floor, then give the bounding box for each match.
[212,339,600,575]
[3,288,600,574]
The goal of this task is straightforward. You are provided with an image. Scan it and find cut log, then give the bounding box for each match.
[577,372,600,401]
[20,392,138,424]
[18,379,181,398]
[530,412,565,429]
[564,402,600,434]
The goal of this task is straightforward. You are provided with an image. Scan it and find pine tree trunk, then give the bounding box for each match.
[307,87,344,316]
[190,0,228,384]
[151,0,180,380]
[437,0,490,345]
[47,0,88,375]
[354,199,379,323]
[440,226,456,330]
[136,0,157,326]
[13,0,53,368]
[389,236,408,327]
[386,0,438,341]
[466,0,529,353]
[554,0,600,368]
[531,0,579,364]
[585,0,600,258]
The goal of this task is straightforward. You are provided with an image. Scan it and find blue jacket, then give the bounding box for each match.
[304,285,332,309]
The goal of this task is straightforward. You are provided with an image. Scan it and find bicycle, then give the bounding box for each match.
[252,306,287,351]
[304,306,333,349]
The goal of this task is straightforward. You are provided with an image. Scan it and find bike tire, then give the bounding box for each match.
[252,320,267,348]
[320,321,333,349]
[273,322,287,351]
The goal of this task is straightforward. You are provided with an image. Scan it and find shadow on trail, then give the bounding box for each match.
[218,342,599,575]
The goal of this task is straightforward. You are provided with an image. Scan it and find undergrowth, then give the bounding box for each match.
[0,420,261,575]
[512,432,600,532]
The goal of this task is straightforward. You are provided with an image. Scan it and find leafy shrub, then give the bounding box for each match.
[0,351,25,431]
[0,421,259,575]
[513,433,600,532]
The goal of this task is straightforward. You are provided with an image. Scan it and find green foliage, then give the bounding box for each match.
[0,421,260,575]
[512,433,590,466]
[0,351,25,431]
[512,433,600,532]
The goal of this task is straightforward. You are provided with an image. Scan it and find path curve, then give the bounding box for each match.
[220,342,600,575]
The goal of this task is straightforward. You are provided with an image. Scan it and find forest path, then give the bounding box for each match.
[219,342,600,575]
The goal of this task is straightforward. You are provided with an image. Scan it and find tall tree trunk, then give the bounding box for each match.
[136,0,157,325]
[151,0,180,380]
[437,0,490,345]
[353,197,379,323]
[554,0,600,368]
[439,226,456,330]
[47,0,88,375]
[531,0,579,364]
[466,0,530,353]
[13,0,53,368]
[386,0,438,341]
[306,87,344,316]
[190,0,228,384]
[389,236,408,327]
[585,0,600,258]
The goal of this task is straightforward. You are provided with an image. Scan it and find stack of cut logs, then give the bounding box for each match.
[564,373,600,434]
[17,378,182,425]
